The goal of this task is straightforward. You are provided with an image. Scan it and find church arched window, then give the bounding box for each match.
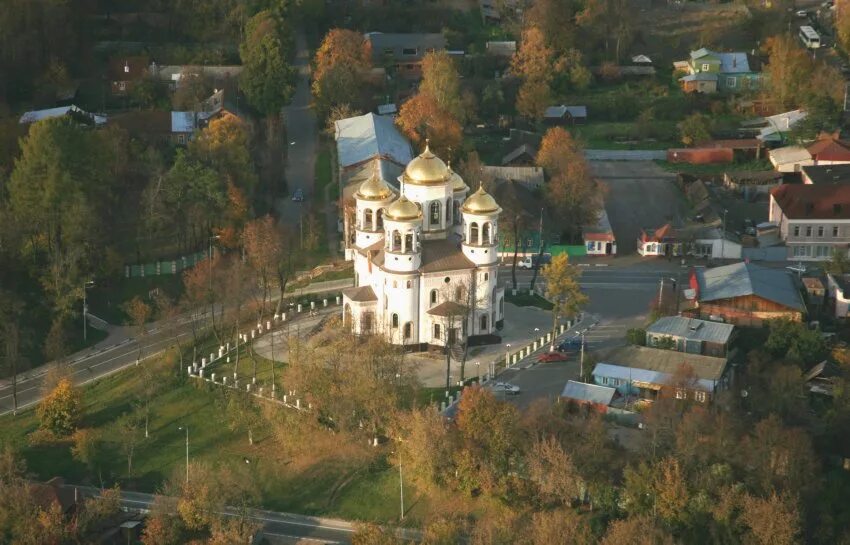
[393,230,402,251]
[391,313,399,329]
[469,222,479,244]
[445,198,452,224]
[453,201,461,225]
[430,201,441,226]
[403,322,412,339]
[376,208,384,230]
[482,222,491,244]
[364,209,373,230]
[430,289,438,307]
[480,314,488,332]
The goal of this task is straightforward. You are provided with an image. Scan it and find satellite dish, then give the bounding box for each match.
[740,389,749,398]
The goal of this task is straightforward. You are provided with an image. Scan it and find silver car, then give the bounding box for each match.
[490,382,521,395]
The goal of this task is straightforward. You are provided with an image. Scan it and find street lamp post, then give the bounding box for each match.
[721,209,728,261]
[475,361,481,382]
[82,281,95,342]
[178,426,189,485]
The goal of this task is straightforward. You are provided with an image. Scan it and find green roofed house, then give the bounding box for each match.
[674,48,762,94]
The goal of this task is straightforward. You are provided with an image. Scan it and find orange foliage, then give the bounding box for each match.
[396,94,462,158]
[314,28,372,82]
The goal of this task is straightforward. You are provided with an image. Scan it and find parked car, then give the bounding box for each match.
[558,337,583,351]
[489,382,521,395]
[538,351,569,363]
[517,254,552,269]
[796,9,809,17]
[292,188,304,202]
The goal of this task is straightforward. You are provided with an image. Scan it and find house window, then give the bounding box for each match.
[726,76,737,88]
[430,289,438,306]
[793,245,809,257]
[793,226,800,237]
[118,81,127,91]
[483,272,489,281]
[675,389,686,400]
[701,63,710,71]
[695,391,707,403]
[433,323,441,340]
[402,47,417,56]
[834,226,840,237]
[391,313,399,328]
[818,226,825,237]
[806,226,813,237]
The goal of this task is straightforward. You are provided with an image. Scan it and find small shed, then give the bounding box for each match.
[544,105,587,125]
[722,170,783,198]
[561,380,616,412]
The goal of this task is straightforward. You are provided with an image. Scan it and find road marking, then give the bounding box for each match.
[262,532,341,544]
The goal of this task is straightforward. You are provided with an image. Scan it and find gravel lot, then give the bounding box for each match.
[591,161,689,255]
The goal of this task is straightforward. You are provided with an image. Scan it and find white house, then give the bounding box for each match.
[342,143,505,349]
[691,228,743,260]
[827,274,850,318]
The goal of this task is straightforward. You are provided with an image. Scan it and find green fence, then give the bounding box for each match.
[549,245,587,257]
[125,250,210,278]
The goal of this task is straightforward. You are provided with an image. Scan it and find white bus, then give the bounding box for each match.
[799,25,821,49]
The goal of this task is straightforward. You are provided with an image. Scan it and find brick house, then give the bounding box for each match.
[769,183,850,261]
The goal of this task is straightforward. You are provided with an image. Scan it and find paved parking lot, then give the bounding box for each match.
[591,161,688,255]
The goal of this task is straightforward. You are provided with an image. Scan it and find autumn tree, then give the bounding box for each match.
[71,428,103,473]
[537,127,602,239]
[420,51,466,124]
[0,291,27,415]
[527,436,582,505]
[116,411,142,478]
[312,28,372,118]
[396,90,462,158]
[37,377,82,436]
[511,27,554,120]
[189,112,257,201]
[741,492,801,545]
[600,515,675,545]
[527,509,594,545]
[243,215,284,317]
[838,1,850,53]
[171,67,212,110]
[123,295,152,364]
[455,385,521,494]
[542,254,588,351]
[394,406,456,491]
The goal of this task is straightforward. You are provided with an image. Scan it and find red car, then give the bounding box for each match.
[538,351,569,363]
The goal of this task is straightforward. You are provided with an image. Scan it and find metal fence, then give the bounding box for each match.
[124,250,211,278]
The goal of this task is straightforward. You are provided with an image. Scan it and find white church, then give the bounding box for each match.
[342,143,505,350]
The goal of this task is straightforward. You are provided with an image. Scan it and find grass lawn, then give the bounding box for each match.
[87,275,184,325]
[0,348,416,523]
[573,122,678,150]
[287,265,354,292]
[314,144,336,202]
[655,158,773,176]
[506,291,554,311]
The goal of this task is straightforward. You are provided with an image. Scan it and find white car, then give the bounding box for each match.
[489,382,521,395]
[796,9,808,17]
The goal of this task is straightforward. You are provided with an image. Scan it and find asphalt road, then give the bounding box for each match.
[278,29,318,228]
[68,485,409,545]
[0,315,205,417]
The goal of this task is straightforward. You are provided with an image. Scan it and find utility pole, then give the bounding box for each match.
[657,277,665,311]
[721,209,728,261]
[580,332,585,382]
[398,452,405,521]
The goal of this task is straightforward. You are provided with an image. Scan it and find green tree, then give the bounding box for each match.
[239,11,295,116]
[420,51,466,124]
[36,377,82,436]
[542,254,588,350]
[678,113,712,147]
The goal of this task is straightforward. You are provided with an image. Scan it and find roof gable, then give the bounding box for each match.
[335,113,413,168]
[695,262,804,311]
[771,183,850,219]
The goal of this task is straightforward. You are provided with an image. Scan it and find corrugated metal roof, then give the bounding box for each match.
[544,105,586,119]
[695,262,805,311]
[718,52,750,73]
[19,105,107,125]
[646,316,734,344]
[561,380,616,405]
[334,113,412,169]
[599,345,728,383]
[592,362,720,393]
[171,111,196,133]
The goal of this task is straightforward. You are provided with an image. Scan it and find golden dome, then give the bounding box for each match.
[462,184,501,215]
[385,195,422,221]
[356,172,394,201]
[448,162,469,193]
[403,142,450,186]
